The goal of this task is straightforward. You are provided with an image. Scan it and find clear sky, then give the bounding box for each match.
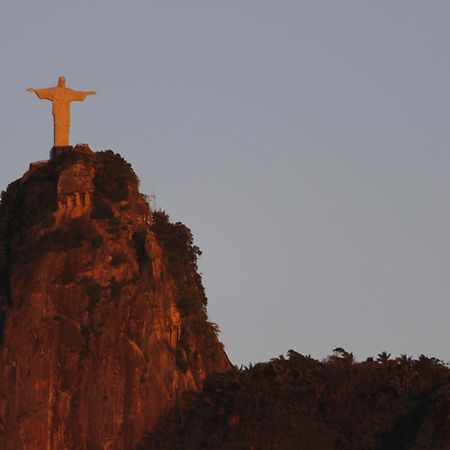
[1,1,450,366]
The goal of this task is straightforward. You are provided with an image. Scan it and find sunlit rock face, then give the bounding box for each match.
[0,146,231,450]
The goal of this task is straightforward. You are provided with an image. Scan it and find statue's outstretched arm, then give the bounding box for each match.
[70,90,97,101]
[26,88,54,100]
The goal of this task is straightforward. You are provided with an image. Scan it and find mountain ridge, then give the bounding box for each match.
[141,349,450,450]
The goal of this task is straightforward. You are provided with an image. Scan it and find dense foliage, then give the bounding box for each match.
[93,150,138,202]
[90,150,139,235]
[151,210,225,371]
[0,149,136,308]
[151,210,204,314]
[0,162,59,310]
[141,350,450,450]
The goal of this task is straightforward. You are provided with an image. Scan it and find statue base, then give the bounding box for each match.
[50,144,93,160]
[50,146,74,160]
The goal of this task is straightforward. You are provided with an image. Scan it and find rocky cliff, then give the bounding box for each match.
[0,145,231,450]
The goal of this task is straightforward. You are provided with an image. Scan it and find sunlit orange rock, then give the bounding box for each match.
[0,146,231,449]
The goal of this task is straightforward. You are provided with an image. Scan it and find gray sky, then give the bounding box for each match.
[1,1,450,366]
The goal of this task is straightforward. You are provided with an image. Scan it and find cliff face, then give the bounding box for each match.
[0,146,231,450]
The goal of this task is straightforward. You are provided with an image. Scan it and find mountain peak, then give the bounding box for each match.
[0,146,231,449]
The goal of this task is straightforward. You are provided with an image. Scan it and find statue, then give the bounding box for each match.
[27,76,96,147]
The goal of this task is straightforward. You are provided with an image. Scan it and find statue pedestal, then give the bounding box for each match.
[50,144,93,160]
[50,146,73,160]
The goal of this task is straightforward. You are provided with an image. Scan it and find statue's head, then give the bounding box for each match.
[58,76,66,87]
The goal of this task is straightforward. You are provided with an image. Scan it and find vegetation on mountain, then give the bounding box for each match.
[0,161,58,310]
[0,150,139,296]
[93,150,138,202]
[0,149,137,338]
[151,210,205,314]
[0,147,232,449]
[151,210,226,371]
[141,349,450,450]
[1,148,447,449]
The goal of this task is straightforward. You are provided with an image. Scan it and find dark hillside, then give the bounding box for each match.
[141,350,450,450]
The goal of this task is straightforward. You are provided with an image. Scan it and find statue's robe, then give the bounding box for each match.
[33,87,90,147]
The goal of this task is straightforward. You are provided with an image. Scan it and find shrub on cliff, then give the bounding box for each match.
[91,199,115,220]
[151,211,206,315]
[94,150,138,202]
[0,164,57,232]
[151,210,225,369]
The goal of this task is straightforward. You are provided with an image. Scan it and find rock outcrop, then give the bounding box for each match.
[0,146,231,450]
